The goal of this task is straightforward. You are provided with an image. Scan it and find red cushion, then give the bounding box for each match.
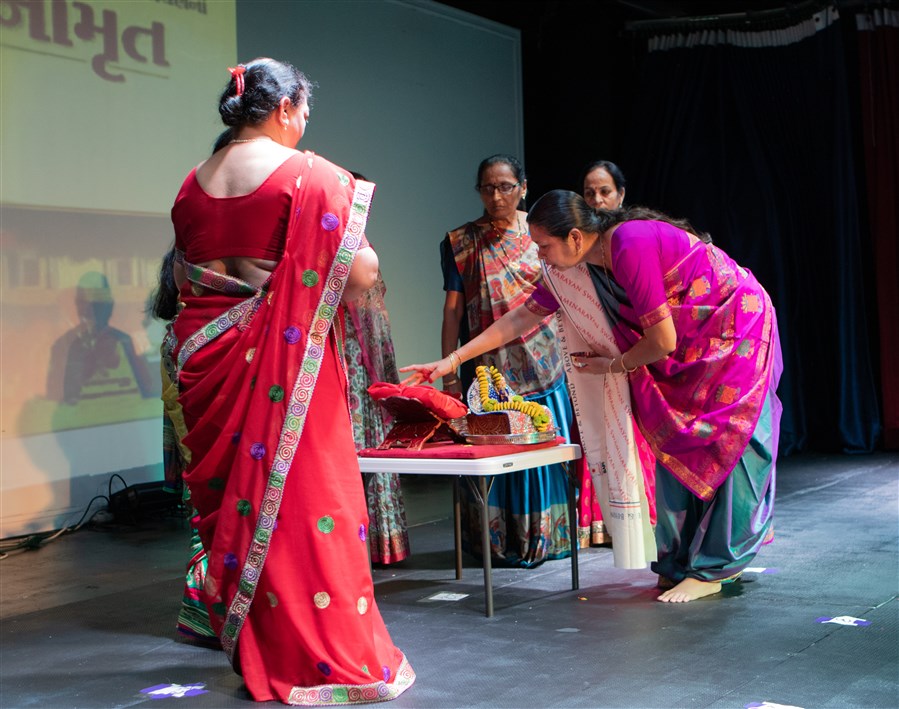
[367,382,403,399]
[367,382,467,420]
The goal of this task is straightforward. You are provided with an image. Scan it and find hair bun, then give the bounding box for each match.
[219,95,245,127]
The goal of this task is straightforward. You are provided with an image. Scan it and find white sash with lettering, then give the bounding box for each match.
[543,263,655,569]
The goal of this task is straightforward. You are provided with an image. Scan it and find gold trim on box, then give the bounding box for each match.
[464,430,558,446]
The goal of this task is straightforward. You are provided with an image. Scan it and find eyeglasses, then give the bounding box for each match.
[476,182,521,195]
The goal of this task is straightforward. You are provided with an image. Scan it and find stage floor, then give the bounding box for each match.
[2,452,897,708]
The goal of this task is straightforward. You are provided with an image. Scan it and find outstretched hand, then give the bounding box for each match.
[398,357,455,386]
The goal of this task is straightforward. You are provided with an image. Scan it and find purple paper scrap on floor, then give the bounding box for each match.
[141,683,209,699]
[745,702,805,708]
[816,615,872,626]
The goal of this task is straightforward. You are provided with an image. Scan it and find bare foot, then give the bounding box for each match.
[657,577,721,603]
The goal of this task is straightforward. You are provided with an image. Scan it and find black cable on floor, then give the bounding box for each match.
[0,494,110,557]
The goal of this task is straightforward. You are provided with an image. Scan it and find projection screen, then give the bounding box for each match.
[0,0,523,537]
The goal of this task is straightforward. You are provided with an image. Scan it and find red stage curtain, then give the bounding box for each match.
[857,8,899,448]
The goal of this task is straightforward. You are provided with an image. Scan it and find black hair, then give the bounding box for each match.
[527,190,596,236]
[476,154,526,186]
[147,248,180,321]
[476,154,527,209]
[580,160,627,193]
[218,58,314,130]
[528,190,711,243]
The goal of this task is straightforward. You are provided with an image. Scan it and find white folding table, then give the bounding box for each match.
[358,443,583,617]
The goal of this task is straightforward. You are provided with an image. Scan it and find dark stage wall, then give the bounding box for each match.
[441,0,897,455]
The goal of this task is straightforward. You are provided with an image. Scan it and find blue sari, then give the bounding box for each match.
[458,376,573,567]
[442,225,572,568]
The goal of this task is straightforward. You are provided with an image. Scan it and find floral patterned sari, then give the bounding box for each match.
[344,274,410,564]
[448,221,563,395]
[446,220,570,566]
[606,222,781,501]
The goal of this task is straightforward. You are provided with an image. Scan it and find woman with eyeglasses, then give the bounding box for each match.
[438,154,571,568]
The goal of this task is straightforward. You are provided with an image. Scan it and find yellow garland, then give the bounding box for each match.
[474,365,550,432]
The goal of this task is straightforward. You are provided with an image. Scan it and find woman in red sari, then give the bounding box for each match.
[170,58,414,704]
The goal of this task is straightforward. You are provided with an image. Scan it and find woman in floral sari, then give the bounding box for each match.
[148,248,217,645]
[344,270,410,564]
[169,58,413,703]
[342,171,409,565]
[404,190,782,602]
[439,154,571,567]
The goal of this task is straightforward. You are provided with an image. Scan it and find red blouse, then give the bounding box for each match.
[171,154,303,263]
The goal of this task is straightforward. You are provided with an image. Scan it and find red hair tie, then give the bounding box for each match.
[228,65,246,96]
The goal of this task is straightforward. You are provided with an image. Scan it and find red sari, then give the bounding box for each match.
[171,153,414,705]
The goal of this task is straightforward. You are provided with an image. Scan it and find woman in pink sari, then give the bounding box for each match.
[403,190,782,603]
[169,58,413,703]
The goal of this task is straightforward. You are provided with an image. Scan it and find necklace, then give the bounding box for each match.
[598,233,615,294]
[491,215,524,239]
[229,137,275,144]
[490,216,528,272]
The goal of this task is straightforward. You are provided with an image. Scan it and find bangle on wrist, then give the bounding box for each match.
[622,352,638,373]
[448,350,461,370]
[608,357,618,375]
[443,376,459,385]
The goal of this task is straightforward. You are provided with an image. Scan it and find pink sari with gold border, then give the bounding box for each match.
[609,221,779,501]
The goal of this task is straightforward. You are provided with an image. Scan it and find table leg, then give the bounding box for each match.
[479,475,494,617]
[567,463,580,591]
[453,477,462,580]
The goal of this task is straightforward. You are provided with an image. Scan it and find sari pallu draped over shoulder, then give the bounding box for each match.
[449,222,563,396]
[611,235,778,502]
[172,153,413,705]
